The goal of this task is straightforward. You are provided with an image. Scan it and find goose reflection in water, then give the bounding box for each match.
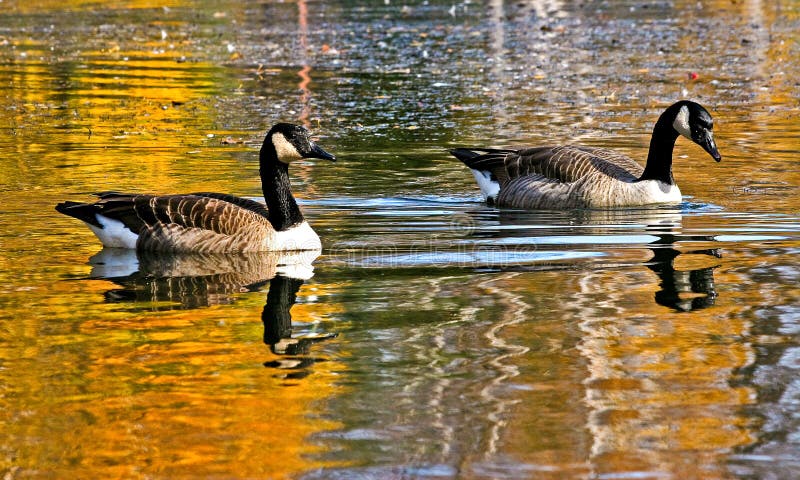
[261,274,337,379]
[645,234,720,312]
[484,206,722,311]
[88,248,337,372]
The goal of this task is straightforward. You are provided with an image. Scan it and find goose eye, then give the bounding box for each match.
[692,124,707,139]
[695,113,713,130]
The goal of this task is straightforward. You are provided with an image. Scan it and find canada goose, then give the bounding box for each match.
[56,123,335,253]
[450,101,721,209]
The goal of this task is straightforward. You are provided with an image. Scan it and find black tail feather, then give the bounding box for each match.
[449,148,483,163]
[55,201,103,228]
[449,147,516,170]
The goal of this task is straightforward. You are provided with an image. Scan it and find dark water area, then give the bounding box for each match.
[1,1,799,479]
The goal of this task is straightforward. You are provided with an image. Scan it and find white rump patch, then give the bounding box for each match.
[672,105,691,139]
[88,215,139,249]
[272,132,303,163]
[470,169,500,201]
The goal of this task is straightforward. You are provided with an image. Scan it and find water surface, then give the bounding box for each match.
[1,1,799,479]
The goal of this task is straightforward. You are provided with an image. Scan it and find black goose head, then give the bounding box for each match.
[668,101,722,162]
[263,123,336,164]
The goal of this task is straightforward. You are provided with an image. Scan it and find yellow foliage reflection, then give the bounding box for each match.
[1,249,346,478]
[487,249,758,479]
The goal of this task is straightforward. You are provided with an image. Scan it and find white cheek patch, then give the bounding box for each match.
[672,105,692,139]
[272,132,303,163]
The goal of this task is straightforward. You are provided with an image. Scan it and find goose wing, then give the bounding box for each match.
[453,146,643,185]
[90,191,272,233]
[186,192,271,218]
[71,192,275,252]
[511,146,643,183]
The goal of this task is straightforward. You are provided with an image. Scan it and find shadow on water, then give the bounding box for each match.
[87,248,337,377]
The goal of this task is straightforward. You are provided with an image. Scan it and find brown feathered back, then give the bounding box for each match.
[451,146,654,209]
[59,192,277,253]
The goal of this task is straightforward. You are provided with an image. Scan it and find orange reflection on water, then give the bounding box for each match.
[4,279,346,478]
[476,262,757,479]
[4,0,190,12]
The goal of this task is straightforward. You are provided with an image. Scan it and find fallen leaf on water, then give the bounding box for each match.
[321,44,339,55]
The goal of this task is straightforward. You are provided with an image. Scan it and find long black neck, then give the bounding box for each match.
[260,144,304,231]
[638,113,680,185]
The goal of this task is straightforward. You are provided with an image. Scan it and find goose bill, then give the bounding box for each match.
[699,131,722,162]
[307,142,336,162]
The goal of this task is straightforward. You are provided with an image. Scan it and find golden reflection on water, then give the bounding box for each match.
[2,255,346,478]
[1,0,799,478]
[475,260,756,479]
[409,211,771,479]
[4,0,190,13]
